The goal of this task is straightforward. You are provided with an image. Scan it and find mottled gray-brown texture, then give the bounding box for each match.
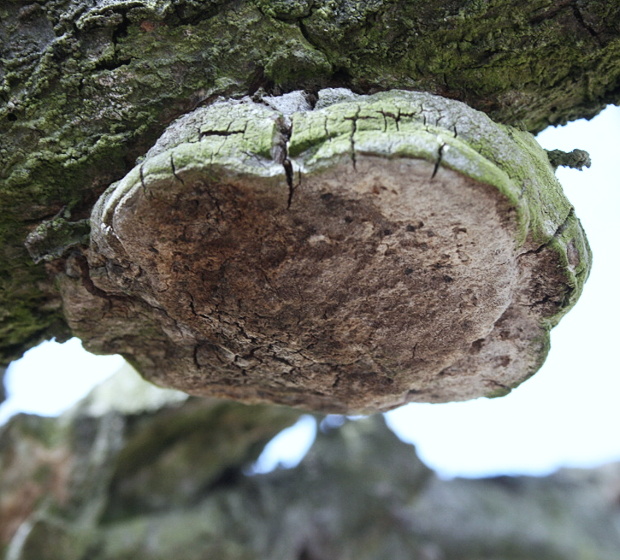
[1,0,619,393]
[2,369,620,560]
[59,90,590,412]
[0,1,617,556]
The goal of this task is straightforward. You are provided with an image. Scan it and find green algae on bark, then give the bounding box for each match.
[55,90,591,413]
[0,0,617,371]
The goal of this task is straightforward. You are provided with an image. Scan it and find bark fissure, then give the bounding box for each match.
[571,4,601,44]
[0,0,613,369]
[485,378,511,391]
[139,164,150,199]
[199,128,245,140]
[170,154,184,185]
[274,117,296,207]
[346,106,362,170]
[518,207,576,258]
[431,140,446,180]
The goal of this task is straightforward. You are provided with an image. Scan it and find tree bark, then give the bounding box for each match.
[3,368,620,560]
[1,0,619,378]
[1,1,618,554]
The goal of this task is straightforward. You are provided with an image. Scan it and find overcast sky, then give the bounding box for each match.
[388,105,620,477]
[1,105,618,478]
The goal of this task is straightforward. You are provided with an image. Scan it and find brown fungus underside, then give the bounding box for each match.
[58,90,591,414]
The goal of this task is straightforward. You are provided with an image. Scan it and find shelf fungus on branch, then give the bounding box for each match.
[59,89,591,413]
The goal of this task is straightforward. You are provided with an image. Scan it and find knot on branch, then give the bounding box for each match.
[59,89,591,413]
[546,148,592,170]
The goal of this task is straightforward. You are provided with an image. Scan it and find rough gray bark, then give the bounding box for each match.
[2,369,620,560]
[0,2,618,553]
[1,0,619,380]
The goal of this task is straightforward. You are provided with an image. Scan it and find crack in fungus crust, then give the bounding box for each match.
[59,90,591,413]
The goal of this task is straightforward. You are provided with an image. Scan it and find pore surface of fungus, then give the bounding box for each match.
[60,90,591,413]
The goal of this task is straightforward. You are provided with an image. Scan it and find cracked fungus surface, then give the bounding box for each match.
[62,90,591,413]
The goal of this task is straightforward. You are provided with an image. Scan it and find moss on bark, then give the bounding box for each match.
[0,0,617,368]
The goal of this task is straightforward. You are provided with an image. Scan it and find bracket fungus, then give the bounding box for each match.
[60,89,591,413]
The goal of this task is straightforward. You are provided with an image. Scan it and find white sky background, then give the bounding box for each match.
[388,105,620,477]
[1,106,618,478]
